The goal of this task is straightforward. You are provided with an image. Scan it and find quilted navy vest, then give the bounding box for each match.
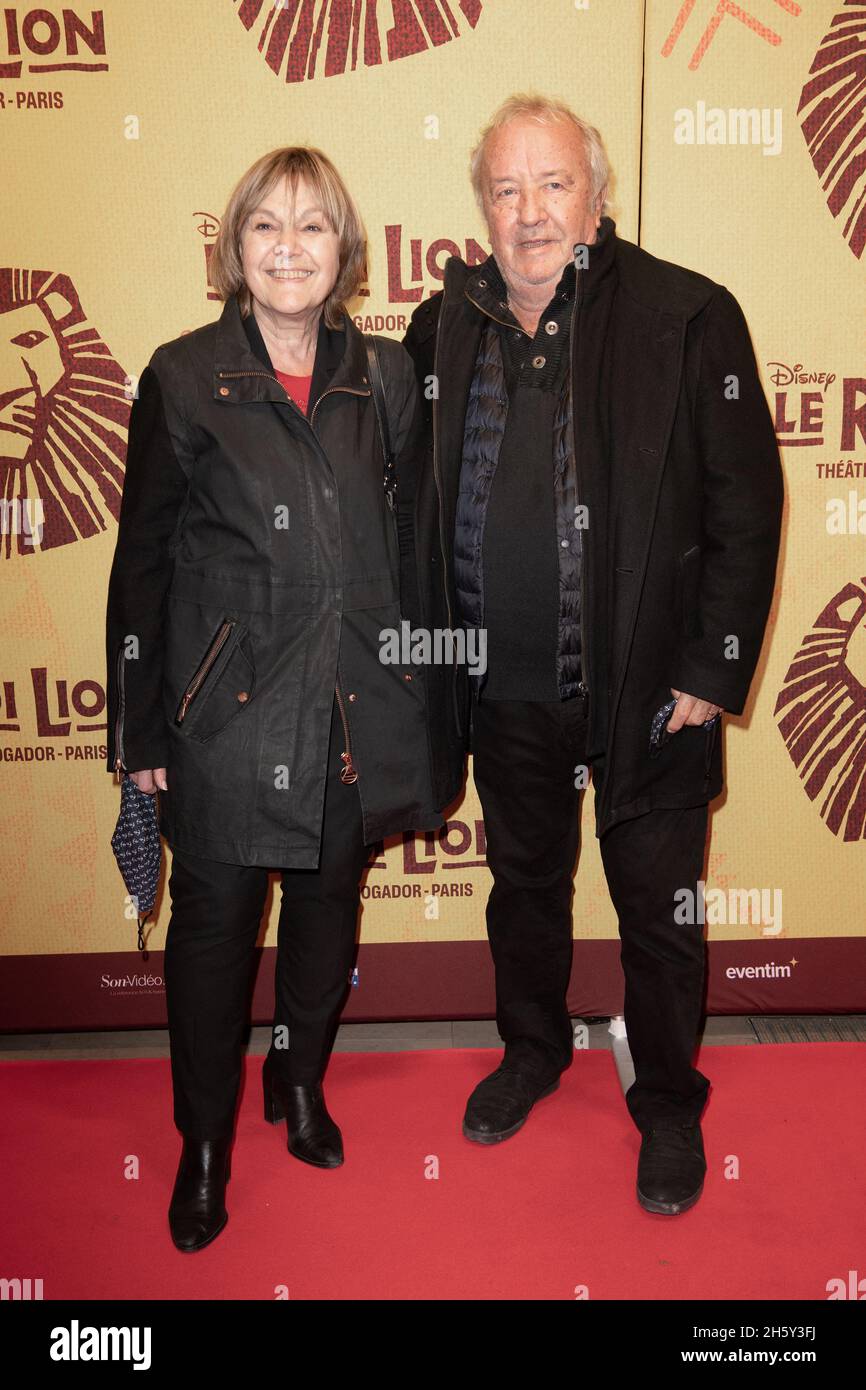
[453,318,583,699]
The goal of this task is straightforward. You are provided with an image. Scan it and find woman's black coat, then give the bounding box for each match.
[105,294,460,867]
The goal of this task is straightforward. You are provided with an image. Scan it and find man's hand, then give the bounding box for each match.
[666,690,723,732]
[129,768,168,794]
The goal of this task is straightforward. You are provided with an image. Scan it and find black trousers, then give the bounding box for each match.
[470,690,711,1133]
[163,697,369,1139]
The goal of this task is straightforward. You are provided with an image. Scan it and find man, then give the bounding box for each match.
[402,94,783,1215]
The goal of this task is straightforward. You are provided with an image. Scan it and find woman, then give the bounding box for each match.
[104,147,464,1253]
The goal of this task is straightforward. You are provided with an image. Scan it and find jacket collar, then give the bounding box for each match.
[465,213,618,321]
[211,292,372,408]
[442,214,714,320]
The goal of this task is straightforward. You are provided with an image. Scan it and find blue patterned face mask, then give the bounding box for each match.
[649,697,721,759]
[110,775,162,951]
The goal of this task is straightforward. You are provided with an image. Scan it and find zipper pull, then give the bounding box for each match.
[340,751,358,785]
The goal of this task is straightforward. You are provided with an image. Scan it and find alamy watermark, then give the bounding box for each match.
[0,498,44,547]
[675,881,783,936]
[379,620,487,676]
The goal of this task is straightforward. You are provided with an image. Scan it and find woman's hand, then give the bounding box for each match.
[129,768,168,794]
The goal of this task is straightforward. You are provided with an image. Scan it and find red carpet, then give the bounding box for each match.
[1,1044,863,1300]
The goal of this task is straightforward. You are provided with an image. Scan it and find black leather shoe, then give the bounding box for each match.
[637,1123,706,1215]
[463,1062,561,1144]
[262,1053,343,1168]
[168,1134,232,1253]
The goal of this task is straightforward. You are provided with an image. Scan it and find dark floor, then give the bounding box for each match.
[1,1015,863,1062]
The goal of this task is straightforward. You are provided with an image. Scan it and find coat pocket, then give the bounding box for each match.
[174,618,256,743]
[677,544,702,638]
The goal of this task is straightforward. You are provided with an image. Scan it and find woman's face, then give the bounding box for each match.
[240,174,341,323]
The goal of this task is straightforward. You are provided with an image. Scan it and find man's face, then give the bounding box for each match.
[480,117,605,298]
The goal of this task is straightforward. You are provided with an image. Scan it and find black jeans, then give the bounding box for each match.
[470,690,711,1133]
[163,696,369,1139]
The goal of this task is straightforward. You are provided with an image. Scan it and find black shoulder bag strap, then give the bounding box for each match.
[364,335,397,512]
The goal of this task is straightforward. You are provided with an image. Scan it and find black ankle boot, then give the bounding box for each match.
[168,1134,232,1252]
[262,1053,343,1168]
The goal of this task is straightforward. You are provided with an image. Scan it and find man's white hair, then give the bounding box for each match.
[469,93,612,217]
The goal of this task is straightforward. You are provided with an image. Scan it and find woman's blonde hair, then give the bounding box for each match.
[209,146,367,329]
[469,94,612,217]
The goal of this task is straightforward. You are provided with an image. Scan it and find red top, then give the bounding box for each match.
[274,370,313,416]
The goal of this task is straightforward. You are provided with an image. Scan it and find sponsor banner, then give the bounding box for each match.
[1,936,862,1031]
[0,2,861,1026]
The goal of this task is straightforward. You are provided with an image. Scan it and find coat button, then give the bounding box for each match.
[348,692,357,702]
[219,386,230,397]
[403,673,413,681]
[236,691,249,702]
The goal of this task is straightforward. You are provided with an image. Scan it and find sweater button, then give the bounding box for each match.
[532,355,546,368]
[236,690,249,702]
[403,673,413,682]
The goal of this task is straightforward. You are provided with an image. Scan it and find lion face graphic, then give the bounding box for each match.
[233,0,483,82]
[0,270,129,558]
[798,1,866,260]
[775,579,866,840]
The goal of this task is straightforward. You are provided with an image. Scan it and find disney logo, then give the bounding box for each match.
[767,361,836,388]
[194,212,220,239]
